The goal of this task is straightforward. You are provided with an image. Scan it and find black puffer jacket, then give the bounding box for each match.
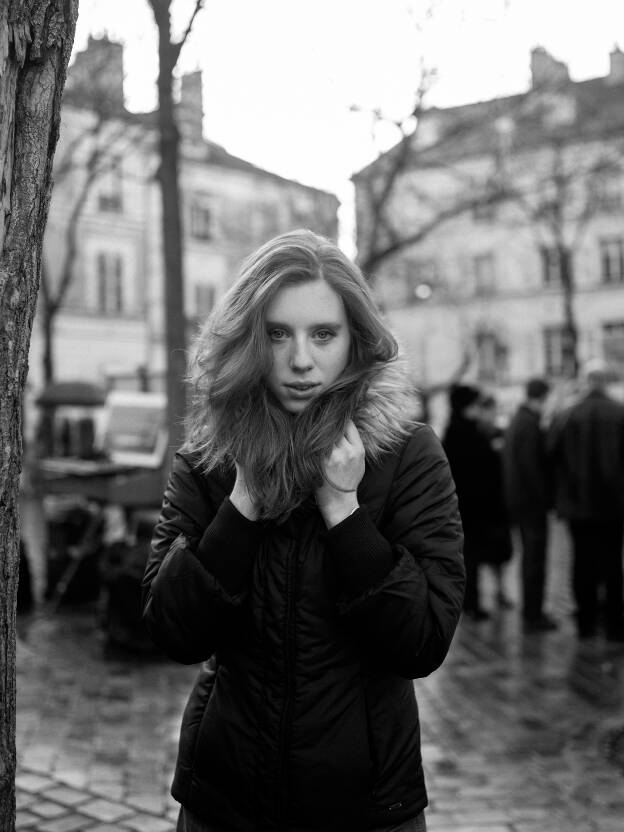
[142,370,464,832]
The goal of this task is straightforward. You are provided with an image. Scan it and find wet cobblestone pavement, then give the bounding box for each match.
[16,520,624,831]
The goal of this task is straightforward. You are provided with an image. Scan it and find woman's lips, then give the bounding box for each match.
[284,383,320,397]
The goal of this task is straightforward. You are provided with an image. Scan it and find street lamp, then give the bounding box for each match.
[413,282,433,302]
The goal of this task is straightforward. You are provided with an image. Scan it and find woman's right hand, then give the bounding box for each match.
[229,461,260,521]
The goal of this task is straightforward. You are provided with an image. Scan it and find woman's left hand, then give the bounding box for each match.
[315,420,365,528]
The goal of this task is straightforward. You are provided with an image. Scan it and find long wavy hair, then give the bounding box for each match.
[185,229,400,521]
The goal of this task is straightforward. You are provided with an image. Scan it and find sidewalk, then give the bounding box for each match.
[15,519,624,832]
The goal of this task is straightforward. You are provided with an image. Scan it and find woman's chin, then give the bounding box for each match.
[282,399,313,415]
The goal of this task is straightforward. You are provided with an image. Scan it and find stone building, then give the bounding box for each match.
[30,36,339,394]
[353,46,624,426]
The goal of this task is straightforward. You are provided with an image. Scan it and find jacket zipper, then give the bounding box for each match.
[276,540,297,829]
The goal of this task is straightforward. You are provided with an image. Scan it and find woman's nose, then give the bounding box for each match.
[290,338,313,371]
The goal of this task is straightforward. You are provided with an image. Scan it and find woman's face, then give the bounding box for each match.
[264,278,351,413]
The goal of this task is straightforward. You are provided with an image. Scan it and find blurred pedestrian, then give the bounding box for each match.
[478,393,515,609]
[443,384,510,619]
[142,230,465,831]
[549,359,624,641]
[502,378,558,632]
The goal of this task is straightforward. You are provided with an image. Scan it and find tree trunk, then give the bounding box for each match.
[558,244,579,379]
[0,2,78,828]
[154,6,188,468]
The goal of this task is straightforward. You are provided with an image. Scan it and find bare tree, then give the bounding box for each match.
[0,2,78,827]
[146,0,204,463]
[40,112,147,384]
[498,129,624,378]
[353,88,495,414]
[357,67,624,386]
[354,88,513,276]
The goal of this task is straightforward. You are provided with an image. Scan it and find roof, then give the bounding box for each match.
[353,74,624,180]
[62,90,338,202]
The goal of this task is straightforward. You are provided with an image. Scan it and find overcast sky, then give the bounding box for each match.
[74,0,624,245]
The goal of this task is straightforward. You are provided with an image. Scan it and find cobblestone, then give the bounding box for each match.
[16,518,624,830]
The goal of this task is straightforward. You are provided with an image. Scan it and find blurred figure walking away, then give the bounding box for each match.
[479,394,514,609]
[443,384,512,620]
[549,360,624,641]
[503,378,558,633]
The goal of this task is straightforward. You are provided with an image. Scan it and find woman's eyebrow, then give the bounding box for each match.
[265,320,343,329]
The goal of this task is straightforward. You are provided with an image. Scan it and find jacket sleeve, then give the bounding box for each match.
[328,425,465,680]
[141,453,265,664]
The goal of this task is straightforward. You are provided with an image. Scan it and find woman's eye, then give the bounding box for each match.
[315,329,334,341]
[268,328,287,341]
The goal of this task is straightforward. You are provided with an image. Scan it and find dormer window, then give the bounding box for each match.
[541,92,577,128]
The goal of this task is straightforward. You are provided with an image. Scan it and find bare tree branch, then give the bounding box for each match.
[41,104,151,381]
[361,194,479,273]
[171,0,205,66]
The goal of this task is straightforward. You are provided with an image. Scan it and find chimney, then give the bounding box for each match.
[608,45,624,84]
[530,47,570,89]
[179,71,204,143]
[65,35,125,114]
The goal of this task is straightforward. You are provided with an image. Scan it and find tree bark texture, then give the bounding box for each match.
[0,2,77,829]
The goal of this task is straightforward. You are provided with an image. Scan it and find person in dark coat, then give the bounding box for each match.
[442,384,511,620]
[142,231,465,832]
[548,360,624,641]
[502,378,558,632]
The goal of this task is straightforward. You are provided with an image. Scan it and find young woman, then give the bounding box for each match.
[142,230,465,832]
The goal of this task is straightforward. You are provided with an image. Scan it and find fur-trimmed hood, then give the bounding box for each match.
[183,353,422,522]
[354,357,421,462]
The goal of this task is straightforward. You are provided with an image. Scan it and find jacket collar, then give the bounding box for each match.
[354,359,420,462]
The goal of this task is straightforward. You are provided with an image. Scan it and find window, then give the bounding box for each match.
[97,157,123,213]
[190,196,215,241]
[194,283,215,318]
[475,329,508,383]
[540,246,563,287]
[543,325,566,376]
[472,253,496,296]
[603,320,624,367]
[600,237,624,284]
[96,252,124,314]
[404,259,437,305]
[589,172,623,214]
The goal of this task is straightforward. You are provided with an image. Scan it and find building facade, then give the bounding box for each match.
[353,46,624,426]
[30,36,339,395]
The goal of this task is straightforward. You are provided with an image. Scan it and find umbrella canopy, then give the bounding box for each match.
[36,380,107,408]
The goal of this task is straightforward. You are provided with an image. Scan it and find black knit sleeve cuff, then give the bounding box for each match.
[325,506,395,596]
[196,498,265,595]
